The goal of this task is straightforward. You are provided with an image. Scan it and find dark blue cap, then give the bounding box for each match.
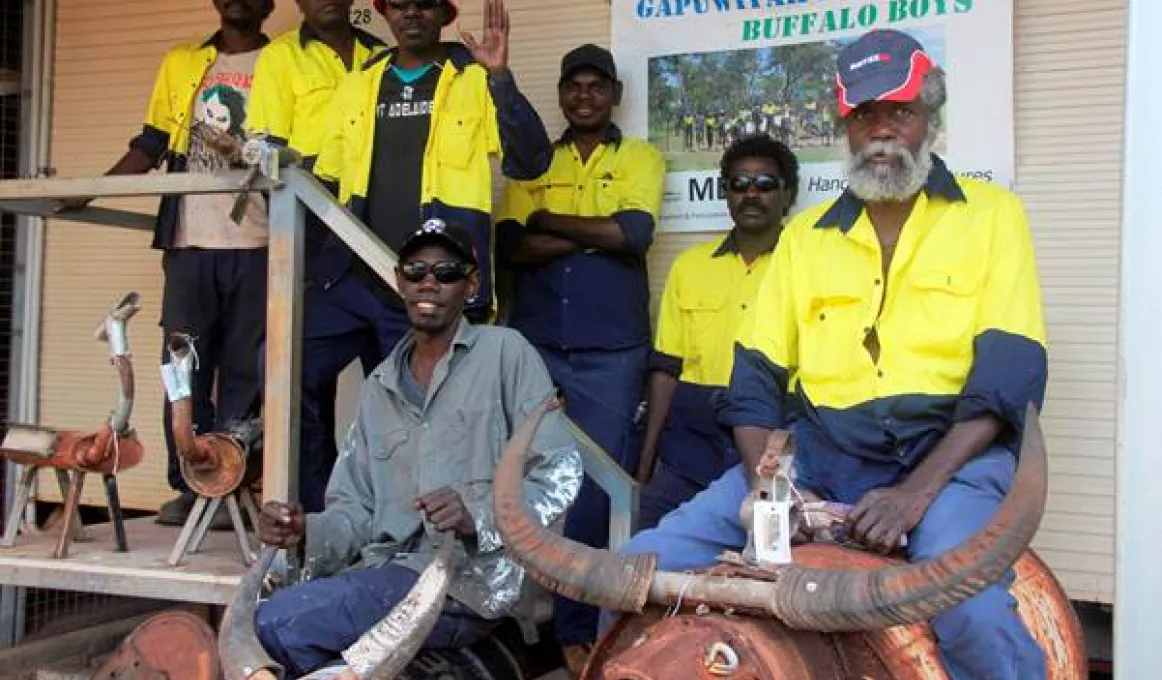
[399,218,477,266]
[836,29,933,117]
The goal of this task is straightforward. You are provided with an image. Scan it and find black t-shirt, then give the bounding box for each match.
[362,63,441,301]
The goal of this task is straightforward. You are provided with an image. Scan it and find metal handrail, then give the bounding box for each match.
[0,162,639,550]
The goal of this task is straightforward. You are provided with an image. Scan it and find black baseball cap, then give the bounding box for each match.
[398,218,478,266]
[559,44,618,84]
[835,29,934,117]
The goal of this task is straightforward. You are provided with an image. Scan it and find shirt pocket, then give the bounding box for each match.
[433,406,504,486]
[905,268,981,357]
[677,292,729,374]
[292,75,334,125]
[370,428,410,461]
[436,114,483,170]
[799,292,865,385]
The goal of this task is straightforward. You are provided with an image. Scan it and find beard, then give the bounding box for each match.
[845,136,934,202]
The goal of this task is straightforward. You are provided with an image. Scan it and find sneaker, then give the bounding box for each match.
[155,492,197,526]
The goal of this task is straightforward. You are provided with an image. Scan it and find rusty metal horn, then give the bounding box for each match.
[340,532,464,679]
[496,401,1048,633]
[77,292,142,469]
[219,546,284,680]
[493,398,655,614]
[94,291,140,435]
[162,332,205,465]
[162,333,248,496]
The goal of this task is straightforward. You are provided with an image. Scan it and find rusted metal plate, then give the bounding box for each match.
[181,435,248,498]
[92,610,220,680]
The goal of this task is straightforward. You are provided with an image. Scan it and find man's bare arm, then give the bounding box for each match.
[532,211,630,253]
[506,231,582,266]
[848,415,1003,554]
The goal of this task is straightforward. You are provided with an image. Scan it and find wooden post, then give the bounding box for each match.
[262,185,304,506]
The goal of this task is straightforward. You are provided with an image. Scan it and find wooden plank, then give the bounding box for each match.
[0,518,245,605]
[0,171,274,201]
[0,200,154,232]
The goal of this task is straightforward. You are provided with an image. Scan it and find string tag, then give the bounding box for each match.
[752,473,793,568]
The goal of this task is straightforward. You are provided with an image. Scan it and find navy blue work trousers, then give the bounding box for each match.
[536,344,648,646]
[160,248,268,493]
[295,276,410,512]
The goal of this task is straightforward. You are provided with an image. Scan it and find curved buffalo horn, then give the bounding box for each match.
[495,400,1048,632]
[219,546,284,680]
[339,532,464,679]
[493,398,655,613]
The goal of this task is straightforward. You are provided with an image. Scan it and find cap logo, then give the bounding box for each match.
[418,218,447,235]
[850,53,891,71]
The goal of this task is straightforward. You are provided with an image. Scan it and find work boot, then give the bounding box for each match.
[155,491,196,526]
[156,491,251,532]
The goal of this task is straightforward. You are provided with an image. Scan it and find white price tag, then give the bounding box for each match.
[752,497,792,568]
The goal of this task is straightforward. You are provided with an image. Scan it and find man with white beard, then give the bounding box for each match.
[616,29,1049,679]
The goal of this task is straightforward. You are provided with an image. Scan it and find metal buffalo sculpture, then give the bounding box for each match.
[493,400,1088,680]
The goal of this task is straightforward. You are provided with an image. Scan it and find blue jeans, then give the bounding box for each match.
[256,563,499,677]
[617,447,1048,680]
[536,344,648,646]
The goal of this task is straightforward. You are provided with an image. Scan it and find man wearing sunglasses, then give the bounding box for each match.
[494,43,664,666]
[615,30,1048,679]
[296,0,554,513]
[254,219,583,677]
[635,135,799,533]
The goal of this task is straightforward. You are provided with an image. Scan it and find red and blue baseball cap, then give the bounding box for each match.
[835,29,933,118]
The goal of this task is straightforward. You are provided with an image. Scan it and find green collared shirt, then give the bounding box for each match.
[304,320,583,622]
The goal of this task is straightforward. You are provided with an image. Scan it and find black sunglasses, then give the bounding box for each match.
[386,0,441,11]
[727,173,783,194]
[400,260,475,284]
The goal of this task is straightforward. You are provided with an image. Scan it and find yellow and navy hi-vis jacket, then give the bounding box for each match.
[720,156,1048,504]
[312,43,553,321]
[128,31,270,250]
[246,23,386,167]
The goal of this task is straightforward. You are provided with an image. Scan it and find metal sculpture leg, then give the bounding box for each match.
[103,474,128,552]
[54,471,87,559]
[167,495,210,567]
[225,493,254,566]
[189,496,223,555]
[1,466,37,547]
[239,487,261,537]
[54,469,85,543]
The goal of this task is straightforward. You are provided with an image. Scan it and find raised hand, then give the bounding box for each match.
[459,0,510,77]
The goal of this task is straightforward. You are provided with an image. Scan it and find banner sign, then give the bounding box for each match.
[611,0,1014,232]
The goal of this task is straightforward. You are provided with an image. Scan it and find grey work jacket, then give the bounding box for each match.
[304,320,583,623]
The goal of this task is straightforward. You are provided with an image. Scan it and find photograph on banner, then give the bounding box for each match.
[613,0,1013,232]
[648,27,946,170]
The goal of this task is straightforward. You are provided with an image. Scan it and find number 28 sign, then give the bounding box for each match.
[349,2,392,41]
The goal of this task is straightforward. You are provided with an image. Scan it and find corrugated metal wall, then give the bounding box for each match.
[1011,0,1123,603]
[41,0,1121,602]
